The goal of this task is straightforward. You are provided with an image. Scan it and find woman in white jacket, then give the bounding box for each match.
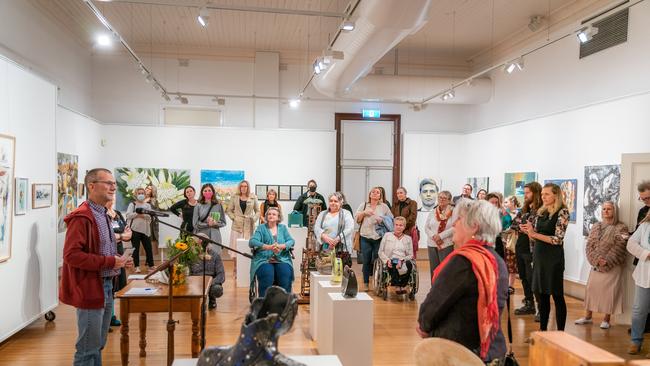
[378,216,414,292]
[314,192,355,254]
[424,191,458,279]
[627,210,650,355]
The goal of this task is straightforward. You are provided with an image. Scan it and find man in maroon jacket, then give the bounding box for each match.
[60,168,132,365]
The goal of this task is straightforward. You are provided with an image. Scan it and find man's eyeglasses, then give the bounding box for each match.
[640,196,650,202]
[92,180,117,187]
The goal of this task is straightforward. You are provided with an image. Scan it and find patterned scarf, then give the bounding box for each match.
[435,205,452,234]
[431,239,500,359]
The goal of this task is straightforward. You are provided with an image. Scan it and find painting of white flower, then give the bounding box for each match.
[114,167,191,211]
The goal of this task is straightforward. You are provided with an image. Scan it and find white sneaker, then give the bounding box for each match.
[600,321,610,329]
[574,317,593,325]
[135,267,141,273]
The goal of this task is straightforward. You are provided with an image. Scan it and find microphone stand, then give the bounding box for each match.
[142,213,253,365]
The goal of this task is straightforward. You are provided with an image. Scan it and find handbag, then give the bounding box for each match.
[410,226,420,260]
[353,203,366,252]
[494,294,519,366]
[504,230,518,253]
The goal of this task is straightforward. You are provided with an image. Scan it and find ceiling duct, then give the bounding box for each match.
[311,0,493,104]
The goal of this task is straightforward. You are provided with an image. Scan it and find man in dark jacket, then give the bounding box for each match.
[292,179,327,227]
[60,168,132,365]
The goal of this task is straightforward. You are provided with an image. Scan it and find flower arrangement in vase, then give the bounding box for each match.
[167,235,201,286]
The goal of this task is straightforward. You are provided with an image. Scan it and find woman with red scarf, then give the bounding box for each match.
[417,200,508,363]
[424,190,456,279]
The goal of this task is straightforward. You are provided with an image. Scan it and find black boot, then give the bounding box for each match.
[198,286,305,366]
[514,300,536,315]
[208,297,217,309]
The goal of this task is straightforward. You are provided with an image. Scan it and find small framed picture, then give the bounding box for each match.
[255,184,267,199]
[32,183,53,209]
[15,178,28,215]
[279,185,290,201]
[290,185,302,200]
[302,185,309,194]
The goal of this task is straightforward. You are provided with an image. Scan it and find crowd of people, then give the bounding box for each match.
[58,167,650,364]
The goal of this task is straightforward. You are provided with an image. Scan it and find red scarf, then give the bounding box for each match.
[431,239,499,359]
[435,206,452,233]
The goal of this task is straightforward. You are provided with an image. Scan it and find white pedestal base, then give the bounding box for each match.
[236,238,251,288]
[317,292,373,366]
[309,272,332,340]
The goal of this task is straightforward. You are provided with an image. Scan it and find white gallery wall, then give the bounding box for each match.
[0,56,58,343]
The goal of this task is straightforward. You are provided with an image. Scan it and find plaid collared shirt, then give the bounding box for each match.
[88,200,119,278]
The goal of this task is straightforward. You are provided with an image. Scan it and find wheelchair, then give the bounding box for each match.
[372,258,419,301]
[248,247,296,303]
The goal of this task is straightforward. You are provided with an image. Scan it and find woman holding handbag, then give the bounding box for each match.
[356,187,393,291]
[392,187,419,258]
[193,183,227,256]
[314,192,355,266]
[226,180,259,276]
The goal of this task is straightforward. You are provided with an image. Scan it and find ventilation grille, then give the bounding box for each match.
[580,8,628,59]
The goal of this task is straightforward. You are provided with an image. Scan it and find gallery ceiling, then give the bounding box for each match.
[30,0,620,75]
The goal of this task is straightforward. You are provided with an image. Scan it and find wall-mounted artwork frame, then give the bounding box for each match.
[544,178,578,223]
[290,185,302,200]
[32,183,53,209]
[256,184,308,201]
[14,177,28,216]
[57,152,78,233]
[0,134,16,263]
[77,183,85,199]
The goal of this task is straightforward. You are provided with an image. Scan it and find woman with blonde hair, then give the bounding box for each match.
[520,183,570,331]
[356,186,393,291]
[575,201,628,329]
[259,188,282,225]
[226,180,259,276]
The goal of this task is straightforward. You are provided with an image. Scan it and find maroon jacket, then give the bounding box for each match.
[59,201,116,309]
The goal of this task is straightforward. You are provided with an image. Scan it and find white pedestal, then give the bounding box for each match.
[236,238,251,288]
[314,280,342,343]
[317,292,373,366]
[309,272,332,340]
[288,227,307,276]
[173,355,341,366]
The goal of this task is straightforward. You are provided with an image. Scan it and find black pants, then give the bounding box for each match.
[537,292,567,331]
[114,241,127,292]
[516,247,534,303]
[131,231,154,267]
[388,261,413,287]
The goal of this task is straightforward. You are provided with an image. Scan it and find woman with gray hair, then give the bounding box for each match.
[417,200,508,363]
[314,192,355,254]
[575,201,628,329]
[424,191,456,278]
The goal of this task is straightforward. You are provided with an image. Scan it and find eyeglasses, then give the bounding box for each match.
[640,196,650,202]
[92,180,117,187]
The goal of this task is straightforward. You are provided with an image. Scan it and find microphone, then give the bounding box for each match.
[135,207,170,217]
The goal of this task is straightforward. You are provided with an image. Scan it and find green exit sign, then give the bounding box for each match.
[362,109,381,118]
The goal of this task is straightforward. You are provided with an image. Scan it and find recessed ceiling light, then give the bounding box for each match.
[289,99,300,108]
[96,34,111,47]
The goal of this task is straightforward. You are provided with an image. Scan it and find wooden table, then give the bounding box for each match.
[115,276,211,366]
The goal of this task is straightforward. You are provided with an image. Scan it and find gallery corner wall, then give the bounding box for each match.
[0,55,58,343]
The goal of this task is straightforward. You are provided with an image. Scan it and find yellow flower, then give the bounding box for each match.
[175,242,188,251]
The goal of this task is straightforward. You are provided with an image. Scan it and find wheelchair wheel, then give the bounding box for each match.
[372,259,383,296]
[44,311,56,322]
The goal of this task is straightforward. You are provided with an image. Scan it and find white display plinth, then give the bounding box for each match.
[236,238,251,288]
[314,280,342,343]
[287,227,307,277]
[317,292,373,366]
[172,355,342,366]
[309,272,332,340]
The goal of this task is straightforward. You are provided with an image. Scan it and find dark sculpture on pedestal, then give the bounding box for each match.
[197,286,305,366]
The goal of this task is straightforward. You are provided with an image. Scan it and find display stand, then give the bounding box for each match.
[317,292,373,366]
[309,274,336,341]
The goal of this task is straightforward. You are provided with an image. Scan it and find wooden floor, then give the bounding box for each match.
[0,259,648,365]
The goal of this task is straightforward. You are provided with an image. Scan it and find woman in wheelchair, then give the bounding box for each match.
[378,216,414,294]
[249,207,295,297]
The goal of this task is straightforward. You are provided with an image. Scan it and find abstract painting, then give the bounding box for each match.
[467,177,489,197]
[583,164,620,236]
[14,178,27,216]
[504,172,538,203]
[115,168,191,211]
[0,134,15,262]
[200,170,244,211]
[544,179,578,223]
[57,153,78,233]
[33,184,53,209]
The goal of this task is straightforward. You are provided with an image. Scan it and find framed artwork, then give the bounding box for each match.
[417,177,441,212]
[0,134,16,263]
[279,185,291,201]
[544,179,578,223]
[33,183,53,209]
[504,172,538,203]
[57,153,79,233]
[290,185,302,200]
[302,185,309,195]
[15,177,28,216]
[77,183,85,199]
[583,165,620,235]
[255,185,268,199]
[200,170,244,211]
[467,177,489,196]
[115,167,191,211]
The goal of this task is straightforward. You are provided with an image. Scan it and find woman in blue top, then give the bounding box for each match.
[249,206,295,297]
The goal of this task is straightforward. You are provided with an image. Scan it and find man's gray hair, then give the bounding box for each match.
[638,180,650,193]
[460,200,502,243]
[84,168,112,188]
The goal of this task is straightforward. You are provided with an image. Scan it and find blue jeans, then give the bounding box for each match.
[361,236,381,284]
[74,277,114,366]
[631,285,650,346]
[256,263,293,297]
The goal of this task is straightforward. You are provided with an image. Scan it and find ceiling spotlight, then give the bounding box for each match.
[162,92,171,102]
[528,15,544,32]
[289,99,301,108]
[197,6,210,27]
[441,90,455,101]
[504,57,524,74]
[176,95,189,104]
[145,74,153,83]
[313,60,322,74]
[577,25,599,43]
[341,20,355,31]
[96,34,111,47]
